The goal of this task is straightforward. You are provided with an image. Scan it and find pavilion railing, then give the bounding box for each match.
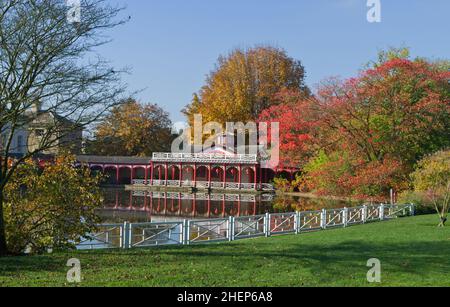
[78,204,415,250]
[152,152,258,163]
[131,179,274,191]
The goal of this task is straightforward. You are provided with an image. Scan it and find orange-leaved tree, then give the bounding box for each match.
[87,99,173,157]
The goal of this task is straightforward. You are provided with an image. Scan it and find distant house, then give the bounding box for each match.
[0,103,83,157]
[0,123,28,157]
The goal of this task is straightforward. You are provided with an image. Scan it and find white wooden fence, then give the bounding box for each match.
[77,203,415,250]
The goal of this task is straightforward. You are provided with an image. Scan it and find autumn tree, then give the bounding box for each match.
[259,51,450,200]
[183,46,310,125]
[311,57,449,199]
[411,150,450,227]
[87,99,173,156]
[258,89,318,168]
[3,154,103,254]
[0,0,127,255]
[316,58,449,165]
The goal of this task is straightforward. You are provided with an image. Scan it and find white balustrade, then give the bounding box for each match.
[152,152,258,164]
[77,224,124,250]
[129,222,184,248]
[78,204,415,250]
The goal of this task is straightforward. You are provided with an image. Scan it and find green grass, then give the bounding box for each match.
[1,214,449,287]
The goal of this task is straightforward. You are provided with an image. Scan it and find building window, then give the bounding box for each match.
[17,135,24,153]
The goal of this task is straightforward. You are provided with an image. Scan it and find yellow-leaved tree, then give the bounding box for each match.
[183,46,310,125]
[3,155,103,254]
[411,150,450,227]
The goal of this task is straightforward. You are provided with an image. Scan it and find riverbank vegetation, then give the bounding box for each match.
[3,155,102,255]
[260,49,449,214]
[0,214,448,287]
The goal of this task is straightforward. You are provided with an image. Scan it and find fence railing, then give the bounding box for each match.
[77,204,415,250]
[77,224,124,250]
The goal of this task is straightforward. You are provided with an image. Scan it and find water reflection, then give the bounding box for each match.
[99,189,354,223]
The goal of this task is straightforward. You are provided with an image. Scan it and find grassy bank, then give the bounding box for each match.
[0,214,449,287]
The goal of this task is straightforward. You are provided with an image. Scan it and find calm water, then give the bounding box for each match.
[98,188,356,223]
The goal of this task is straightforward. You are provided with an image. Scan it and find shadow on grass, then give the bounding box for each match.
[1,239,449,282]
[155,239,450,280]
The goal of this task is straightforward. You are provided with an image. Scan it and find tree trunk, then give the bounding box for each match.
[0,192,8,256]
[438,215,447,228]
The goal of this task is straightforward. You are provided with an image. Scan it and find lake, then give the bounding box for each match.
[98,188,357,223]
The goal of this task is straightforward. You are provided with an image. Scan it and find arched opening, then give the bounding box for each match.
[118,167,132,185]
[242,167,255,183]
[133,167,146,180]
[211,166,224,182]
[196,166,209,182]
[182,165,194,181]
[226,167,239,183]
[168,165,180,180]
[90,165,103,177]
[104,166,118,185]
[153,165,166,181]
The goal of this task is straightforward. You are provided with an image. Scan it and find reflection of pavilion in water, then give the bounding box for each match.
[99,189,276,223]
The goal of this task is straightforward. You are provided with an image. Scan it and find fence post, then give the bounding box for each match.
[295,212,300,234]
[122,222,130,249]
[343,207,348,228]
[321,209,327,229]
[410,203,415,216]
[119,223,124,248]
[182,220,188,245]
[128,223,133,249]
[264,213,271,237]
[379,204,385,221]
[362,205,368,224]
[185,220,191,245]
[228,217,234,241]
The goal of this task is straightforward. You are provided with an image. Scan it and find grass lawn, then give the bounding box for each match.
[0,214,449,287]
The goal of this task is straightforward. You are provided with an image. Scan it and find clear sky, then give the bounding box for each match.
[95,0,449,124]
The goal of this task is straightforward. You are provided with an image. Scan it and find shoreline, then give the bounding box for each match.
[276,191,380,203]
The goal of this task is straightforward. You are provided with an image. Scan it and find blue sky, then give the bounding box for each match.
[95,0,449,123]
